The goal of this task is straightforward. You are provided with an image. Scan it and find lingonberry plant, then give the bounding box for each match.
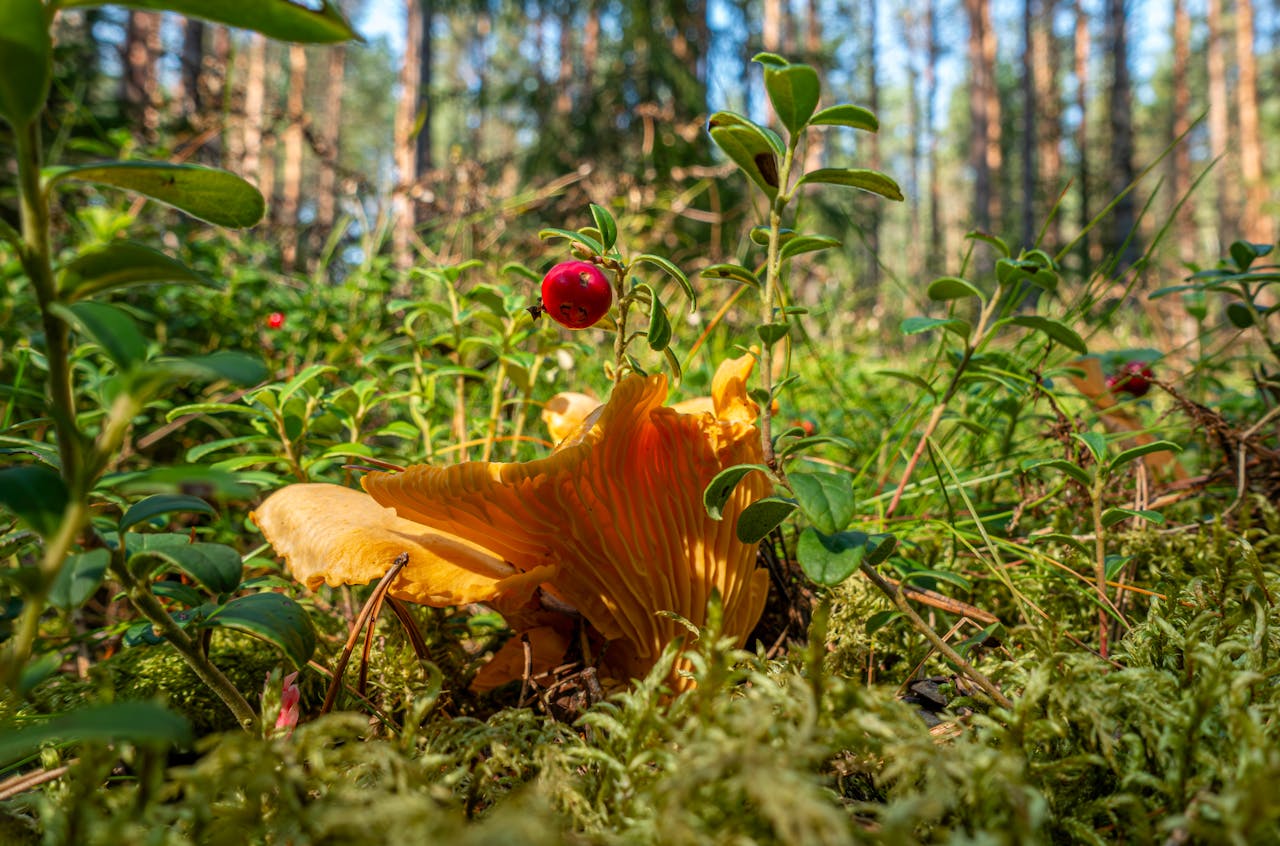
[0,0,356,736]
[539,260,613,330]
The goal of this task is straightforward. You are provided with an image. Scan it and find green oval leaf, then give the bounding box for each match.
[709,112,781,198]
[798,529,895,587]
[128,543,243,595]
[755,321,790,347]
[1226,301,1256,328]
[927,276,984,302]
[0,465,68,541]
[205,592,316,669]
[1020,457,1091,488]
[0,0,52,128]
[900,315,971,340]
[790,471,855,536]
[589,203,617,251]
[703,463,770,520]
[809,104,878,132]
[120,494,217,533]
[1102,507,1165,529]
[1107,440,1183,473]
[50,300,148,370]
[58,241,218,301]
[736,497,797,544]
[1072,431,1108,464]
[0,702,192,770]
[636,283,672,351]
[49,549,110,611]
[50,162,265,228]
[1006,315,1088,355]
[58,0,357,43]
[700,263,760,287]
[763,62,821,134]
[780,235,841,261]
[798,168,904,201]
[966,230,1011,258]
[634,253,695,309]
[539,227,602,255]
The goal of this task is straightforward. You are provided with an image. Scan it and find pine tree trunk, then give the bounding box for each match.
[1020,0,1036,248]
[121,10,162,143]
[981,0,1002,230]
[904,7,921,276]
[1235,0,1272,243]
[1104,0,1139,267]
[242,33,269,200]
[1074,0,1091,264]
[394,0,424,269]
[1207,0,1231,250]
[1033,0,1062,249]
[315,45,345,234]
[925,0,941,270]
[179,20,205,123]
[802,0,825,172]
[280,44,307,273]
[866,0,881,288]
[965,0,999,232]
[763,0,782,126]
[1170,0,1193,261]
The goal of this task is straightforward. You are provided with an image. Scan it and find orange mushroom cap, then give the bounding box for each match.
[253,354,772,687]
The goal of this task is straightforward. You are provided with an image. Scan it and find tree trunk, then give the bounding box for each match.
[1033,0,1062,249]
[802,0,825,172]
[1020,0,1036,248]
[964,0,1000,232]
[1207,0,1231,250]
[866,0,881,288]
[763,0,782,125]
[1104,0,1139,268]
[179,19,205,123]
[121,10,162,143]
[242,33,269,199]
[925,0,940,270]
[904,7,921,272]
[1235,0,1272,243]
[415,1,433,175]
[394,0,425,268]
[315,45,345,234]
[1074,0,1091,265]
[1170,0,1193,261]
[280,45,307,273]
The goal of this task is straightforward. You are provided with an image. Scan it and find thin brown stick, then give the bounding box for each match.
[321,553,408,714]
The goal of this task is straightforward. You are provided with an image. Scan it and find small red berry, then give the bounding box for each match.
[1106,361,1153,397]
[267,311,285,330]
[540,261,612,330]
[787,419,817,437]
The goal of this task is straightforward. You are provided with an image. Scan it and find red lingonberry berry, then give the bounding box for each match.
[267,312,285,330]
[540,261,612,330]
[1106,361,1153,397]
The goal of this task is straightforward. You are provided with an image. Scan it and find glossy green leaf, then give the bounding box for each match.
[751,51,788,68]
[634,253,695,309]
[798,529,896,587]
[762,62,821,134]
[780,235,841,260]
[1021,457,1091,488]
[50,301,148,370]
[809,104,878,132]
[927,276,984,301]
[865,609,902,635]
[539,227,602,255]
[59,0,356,43]
[1229,240,1267,270]
[0,0,52,128]
[151,580,206,608]
[50,162,265,228]
[128,543,243,595]
[901,567,972,591]
[901,315,971,340]
[798,168,904,201]
[0,465,68,540]
[0,702,192,769]
[709,112,781,198]
[1072,432,1107,464]
[701,263,760,287]
[120,494,217,533]
[142,351,268,387]
[206,592,316,669]
[756,321,791,346]
[49,549,110,611]
[750,226,796,246]
[1226,302,1256,328]
[1102,507,1165,529]
[589,203,617,251]
[58,241,217,301]
[637,284,671,351]
[1108,440,1183,474]
[790,472,855,535]
[1006,315,1088,355]
[1104,554,1132,580]
[736,497,797,544]
[966,230,1011,258]
[703,463,770,520]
